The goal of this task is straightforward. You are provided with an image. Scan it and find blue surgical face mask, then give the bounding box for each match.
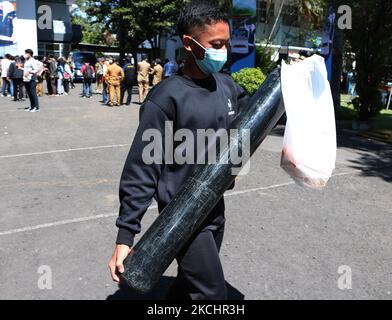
[191,38,228,75]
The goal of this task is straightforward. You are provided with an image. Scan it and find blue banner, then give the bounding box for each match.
[320,8,336,82]
[0,0,18,56]
[230,0,256,73]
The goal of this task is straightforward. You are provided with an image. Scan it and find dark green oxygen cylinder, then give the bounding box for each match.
[121,68,285,294]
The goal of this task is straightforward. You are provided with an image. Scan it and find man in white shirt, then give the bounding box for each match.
[21,49,40,112]
[1,53,11,97]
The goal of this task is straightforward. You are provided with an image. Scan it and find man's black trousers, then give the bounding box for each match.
[13,78,24,101]
[163,198,227,300]
[121,83,133,105]
[24,80,39,109]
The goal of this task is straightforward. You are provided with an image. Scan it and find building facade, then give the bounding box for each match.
[0,0,79,57]
[36,0,80,57]
[160,0,317,63]
[257,0,322,48]
[0,0,37,56]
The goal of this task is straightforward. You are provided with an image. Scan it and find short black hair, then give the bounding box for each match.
[177,0,229,39]
[25,49,34,56]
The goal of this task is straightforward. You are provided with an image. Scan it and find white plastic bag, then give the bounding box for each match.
[280,55,337,189]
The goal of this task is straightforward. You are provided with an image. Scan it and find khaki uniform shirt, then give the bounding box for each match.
[105,63,124,86]
[151,64,163,86]
[137,60,151,82]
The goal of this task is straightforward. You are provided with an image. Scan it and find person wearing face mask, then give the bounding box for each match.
[109,0,249,300]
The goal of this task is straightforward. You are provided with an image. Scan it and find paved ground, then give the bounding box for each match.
[0,85,391,300]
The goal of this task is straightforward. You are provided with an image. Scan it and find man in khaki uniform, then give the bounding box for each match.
[150,58,164,86]
[137,56,151,103]
[105,58,124,107]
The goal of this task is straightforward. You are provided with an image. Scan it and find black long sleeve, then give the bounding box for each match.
[116,100,170,246]
[115,73,249,247]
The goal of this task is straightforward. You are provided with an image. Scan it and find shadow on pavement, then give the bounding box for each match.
[106,276,245,300]
[346,150,392,182]
[337,129,392,182]
[270,122,392,182]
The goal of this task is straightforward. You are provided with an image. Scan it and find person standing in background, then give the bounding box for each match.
[150,58,163,86]
[95,58,104,94]
[48,55,57,96]
[163,59,178,79]
[56,57,66,96]
[35,56,45,97]
[21,49,40,112]
[81,60,95,98]
[121,57,135,106]
[66,55,75,89]
[105,58,124,107]
[43,56,51,95]
[63,59,73,95]
[137,55,151,103]
[102,58,109,105]
[8,55,24,101]
[6,55,14,98]
[1,53,11,97]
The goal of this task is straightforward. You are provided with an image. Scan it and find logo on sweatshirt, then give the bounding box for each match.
[228,98,235,116]
[141,121,251,175]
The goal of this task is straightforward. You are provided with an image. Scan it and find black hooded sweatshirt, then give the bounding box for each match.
[116,72,249,246]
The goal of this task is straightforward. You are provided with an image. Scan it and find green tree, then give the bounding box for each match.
[340,0,392,120]
[267,0,328,42]
[256,0,328,74]
[296,0,326,27]
[71,0,112,45]
[82,0,187,59]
